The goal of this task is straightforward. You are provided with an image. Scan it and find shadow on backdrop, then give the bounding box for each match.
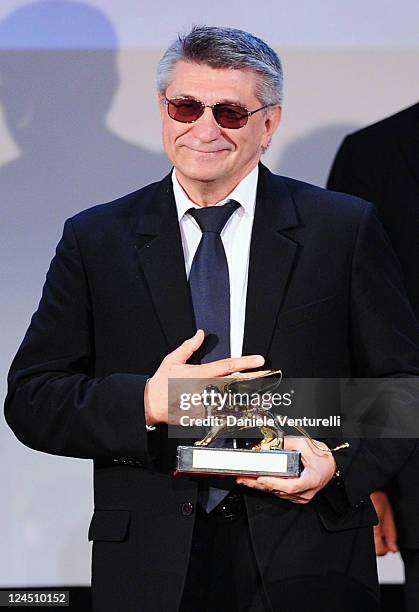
[273,124,359,187]
[0,1,168,587]
[0,0,169,351]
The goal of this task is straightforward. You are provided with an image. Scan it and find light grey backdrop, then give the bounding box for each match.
[1,0,418,587]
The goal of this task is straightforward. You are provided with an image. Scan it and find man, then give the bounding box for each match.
[328,103,419,611]
[5,27,419,612]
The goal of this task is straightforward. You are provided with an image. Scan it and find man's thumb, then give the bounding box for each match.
[169,329,205,363]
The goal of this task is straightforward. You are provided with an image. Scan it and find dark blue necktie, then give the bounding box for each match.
[188,200,240,363]
[187,200,240,512]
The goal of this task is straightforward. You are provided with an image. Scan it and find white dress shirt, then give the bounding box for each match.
[172,165,258,358]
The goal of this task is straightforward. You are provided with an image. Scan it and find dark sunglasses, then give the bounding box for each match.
[163,97,275,129]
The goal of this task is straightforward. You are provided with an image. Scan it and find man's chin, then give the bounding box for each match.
[177,164,227,184]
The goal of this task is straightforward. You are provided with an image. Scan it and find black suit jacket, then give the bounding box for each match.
[5,164,419,611]
[328,103,419,547]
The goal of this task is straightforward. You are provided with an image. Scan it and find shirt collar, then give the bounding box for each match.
[171,164,259,222]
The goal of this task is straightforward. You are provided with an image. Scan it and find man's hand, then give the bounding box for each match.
[236,436,336,504]
[144,329,265,426]
[370,491,398,556]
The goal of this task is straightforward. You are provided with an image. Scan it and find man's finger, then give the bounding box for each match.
[236,477,267,491]
[166,330,205,364]
[199,354,265,377]
[236,477,313,504]
[232,370,274,379]
[237,472,315,495]
[257,469,318,495]
[374,526,389,556]
[382,513,399,553]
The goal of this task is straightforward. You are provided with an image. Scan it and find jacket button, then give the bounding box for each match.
[181,502,194,516]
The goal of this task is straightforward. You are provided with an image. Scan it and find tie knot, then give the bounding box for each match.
[187,200,240,234]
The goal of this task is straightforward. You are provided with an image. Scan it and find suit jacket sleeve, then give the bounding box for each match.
[4,218,150,461]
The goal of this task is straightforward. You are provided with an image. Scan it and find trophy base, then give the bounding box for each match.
[175,445,301,477]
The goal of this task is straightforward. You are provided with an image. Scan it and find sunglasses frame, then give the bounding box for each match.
[163,96,276,129]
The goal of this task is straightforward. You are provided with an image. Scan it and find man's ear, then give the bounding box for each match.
[261,106,282,151]
[265,105,282,137]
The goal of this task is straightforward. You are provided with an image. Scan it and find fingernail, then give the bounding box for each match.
[255,356,265,365]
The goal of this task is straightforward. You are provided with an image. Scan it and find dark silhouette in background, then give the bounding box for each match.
[328,102,419,612]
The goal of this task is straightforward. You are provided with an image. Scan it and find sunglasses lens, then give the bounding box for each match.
[167,99,203,123]
[213,104,248,129]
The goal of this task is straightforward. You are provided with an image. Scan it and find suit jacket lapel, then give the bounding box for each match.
[242,164,300,362]
[134,173,196,352]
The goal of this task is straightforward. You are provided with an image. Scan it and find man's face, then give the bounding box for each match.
[159,60,281,192]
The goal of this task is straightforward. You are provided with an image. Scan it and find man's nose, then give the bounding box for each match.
[190,107,222,141]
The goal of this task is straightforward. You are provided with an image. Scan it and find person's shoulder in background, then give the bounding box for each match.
[344,101,419,149]
[327,101,419,197]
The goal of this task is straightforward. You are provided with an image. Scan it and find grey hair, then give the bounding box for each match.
[156,25,283,106]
